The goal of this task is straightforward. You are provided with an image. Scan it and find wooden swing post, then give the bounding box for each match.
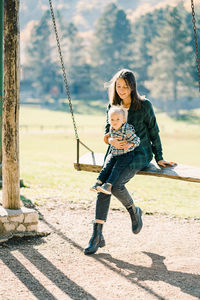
[2,0,20,209]
[0,0,3,165]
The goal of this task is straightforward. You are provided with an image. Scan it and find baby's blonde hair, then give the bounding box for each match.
[108,106,128,123]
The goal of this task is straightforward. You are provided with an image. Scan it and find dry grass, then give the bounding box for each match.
[15,104,200,219]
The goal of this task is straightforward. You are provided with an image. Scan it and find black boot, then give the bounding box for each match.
[84,223,105,255]
[127,206,143,234]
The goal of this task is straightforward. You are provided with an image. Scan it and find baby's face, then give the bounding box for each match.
[109,113,125,131]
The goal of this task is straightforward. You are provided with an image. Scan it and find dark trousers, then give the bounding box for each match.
[95,165,142,221]
[97,151,135,186]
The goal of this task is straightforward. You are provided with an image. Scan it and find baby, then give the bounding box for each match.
[90,106,140,194]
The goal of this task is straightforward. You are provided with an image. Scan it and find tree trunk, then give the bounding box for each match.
[2,0,20,209]
[173,75,178,116]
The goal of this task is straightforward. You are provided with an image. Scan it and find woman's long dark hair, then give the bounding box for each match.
[105,69,145,111]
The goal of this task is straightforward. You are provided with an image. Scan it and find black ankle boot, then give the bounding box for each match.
[127,206,143,234]
[84,223,105,255]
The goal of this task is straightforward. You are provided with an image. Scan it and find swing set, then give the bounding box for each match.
[48,0,200,183]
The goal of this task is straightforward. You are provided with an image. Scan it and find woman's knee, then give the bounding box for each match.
[111,183,133,208]
[113,166,138,187]
[111,183,126,195]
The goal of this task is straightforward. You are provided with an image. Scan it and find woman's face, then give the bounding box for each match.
[116,78,132,102]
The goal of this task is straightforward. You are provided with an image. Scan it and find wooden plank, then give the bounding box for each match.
[74,152,200,183]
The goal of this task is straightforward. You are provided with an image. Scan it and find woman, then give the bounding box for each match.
[84,69,176,255]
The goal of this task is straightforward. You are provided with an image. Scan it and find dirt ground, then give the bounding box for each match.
[0,199,200,300]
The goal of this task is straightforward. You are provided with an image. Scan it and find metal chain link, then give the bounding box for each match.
[48,0,79,139]
[191,0,200,91]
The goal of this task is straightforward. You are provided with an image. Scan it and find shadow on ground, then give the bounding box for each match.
[0,202,200,300]
[0,236,96,300]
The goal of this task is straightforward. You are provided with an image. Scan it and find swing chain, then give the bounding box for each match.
[48,0,79,140]
[191,0,200,91]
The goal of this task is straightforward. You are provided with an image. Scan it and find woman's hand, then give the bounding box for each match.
[157,160,177,167]
[108,137,128,149]
[104,133,111,144]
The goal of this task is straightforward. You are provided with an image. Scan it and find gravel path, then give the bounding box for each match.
[0,201,200,300]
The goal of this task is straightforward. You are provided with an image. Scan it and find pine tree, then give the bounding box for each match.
[59,22,91,95]
[131,9,165,95]
[24,10,90,98]
[146,3,195,113]
[185,7,200,90]
[91,3,133,91]
[25,10,60,96]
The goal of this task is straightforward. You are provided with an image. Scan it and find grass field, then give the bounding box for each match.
[18,103,200,218]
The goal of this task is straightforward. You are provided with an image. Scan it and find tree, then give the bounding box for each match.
[59,22,91,96]
[145,3,195,113]
[91,3,133,91]
[131,9,165,95]
[185,7,200,89]
[24,10,90,98]
[25,10,60,96]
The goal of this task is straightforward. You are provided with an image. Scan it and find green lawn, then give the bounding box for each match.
[18,104,200,218]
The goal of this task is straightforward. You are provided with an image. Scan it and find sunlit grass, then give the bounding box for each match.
[19,105,200,218]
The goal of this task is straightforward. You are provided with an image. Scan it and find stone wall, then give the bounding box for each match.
[0,206,38,236]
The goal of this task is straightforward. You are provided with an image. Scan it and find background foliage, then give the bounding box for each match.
[21,1,200,112]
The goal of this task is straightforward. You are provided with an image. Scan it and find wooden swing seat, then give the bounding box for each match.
[74,152,200,183]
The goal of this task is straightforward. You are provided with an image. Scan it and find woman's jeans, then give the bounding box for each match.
[95,165,140,221]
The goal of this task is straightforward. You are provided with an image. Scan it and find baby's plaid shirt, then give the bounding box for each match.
[110,122,140,156]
